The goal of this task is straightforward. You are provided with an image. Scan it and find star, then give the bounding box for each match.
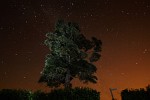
[71,3,74,6]
[25,20,28,23]
[121,73,125,75]
[28,58,31,61]
[0,27,3,30]
[143,49,148,54]
[1,60,4,64]
[40,4,44,7]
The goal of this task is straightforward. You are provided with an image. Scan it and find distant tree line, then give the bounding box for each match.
[121,85,150,100]
[0,87,100,100]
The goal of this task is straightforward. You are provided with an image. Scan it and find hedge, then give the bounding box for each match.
[121,85,150,100]
[0,89,30,100]
[0,87,100,100]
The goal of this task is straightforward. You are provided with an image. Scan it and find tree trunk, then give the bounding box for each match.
[64,69,71,89]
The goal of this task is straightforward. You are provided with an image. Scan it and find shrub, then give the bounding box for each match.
[32,90,48,100]
[0,87,100,100]
[121,86,150,100]
[0,89,30,100]
[48,87,100,100]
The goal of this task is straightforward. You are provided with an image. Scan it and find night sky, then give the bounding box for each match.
[0,0,150,99]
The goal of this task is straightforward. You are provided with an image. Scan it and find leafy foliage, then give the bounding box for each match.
[32,90,48,100]
[0,89,30,100]
[39,20,102,88]
[0,88,100,100]
[48,87,100,100]
[121,85,150,100]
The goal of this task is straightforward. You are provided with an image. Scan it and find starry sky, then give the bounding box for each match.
[0,0,150,100]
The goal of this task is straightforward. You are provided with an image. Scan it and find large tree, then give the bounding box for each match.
[39,20,102,88]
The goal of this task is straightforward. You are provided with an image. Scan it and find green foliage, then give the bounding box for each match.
[48,87,100,100]
[0,88,100,100]
[39,20,102,88]
[121,85,150,100]
[32,90,48,100]
[0,89,30,100]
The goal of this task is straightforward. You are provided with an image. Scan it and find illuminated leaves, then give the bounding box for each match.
[39,20,102,88]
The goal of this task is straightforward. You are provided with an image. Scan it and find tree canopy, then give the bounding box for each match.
[39,20,102,88]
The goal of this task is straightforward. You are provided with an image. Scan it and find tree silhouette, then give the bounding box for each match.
[121,85,150,100]
[39,20,102,88]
